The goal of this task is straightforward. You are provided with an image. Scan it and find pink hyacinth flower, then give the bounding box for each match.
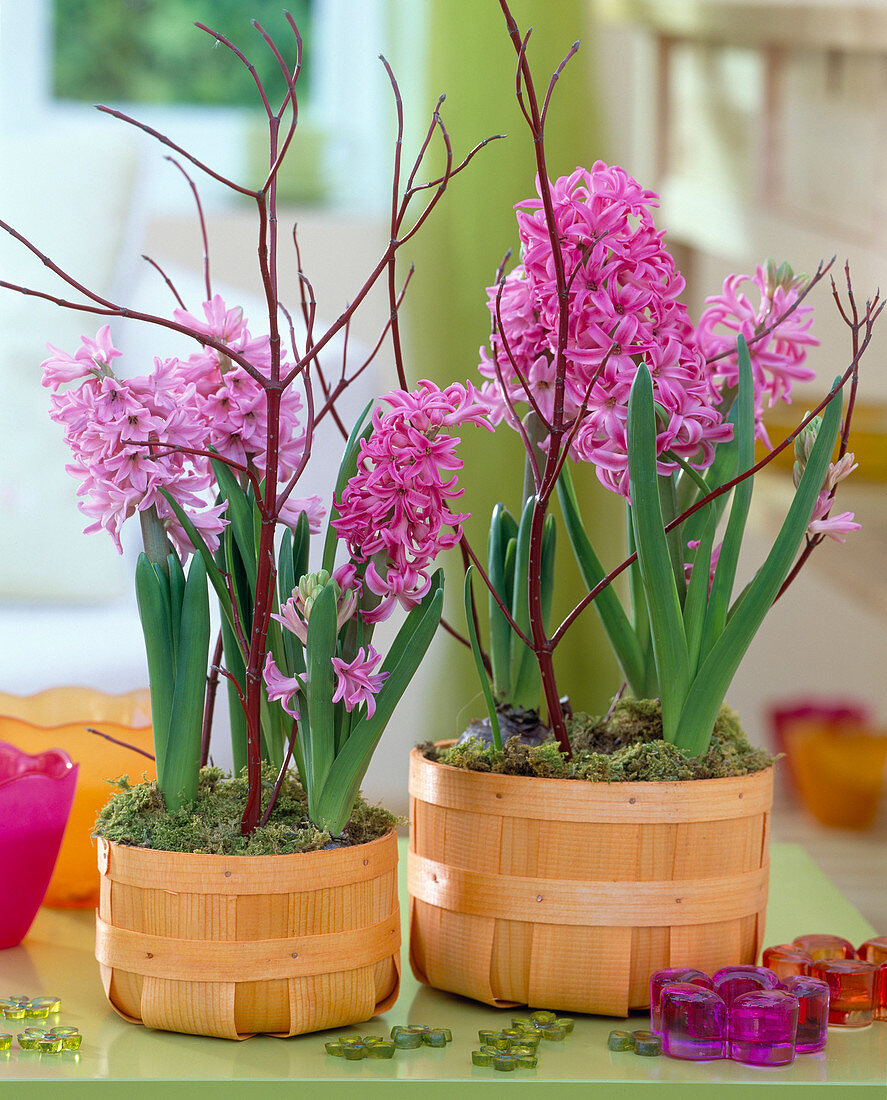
[807,492,861,543]
[331,646,388,718]
[262,652,305,719]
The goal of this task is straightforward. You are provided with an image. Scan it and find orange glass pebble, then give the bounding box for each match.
[812,958,878,1027]
[762,944,813,981]
[792,934,856,962]
[858,937,887,965]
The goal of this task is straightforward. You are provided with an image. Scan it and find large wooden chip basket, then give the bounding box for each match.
[408,746,773,1016]
[96,829,400,1039]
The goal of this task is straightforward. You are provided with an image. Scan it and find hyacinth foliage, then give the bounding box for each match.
[3,16,499,833]
[462,1,881,759]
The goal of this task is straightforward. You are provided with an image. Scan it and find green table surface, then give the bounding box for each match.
[1,838,884,1098]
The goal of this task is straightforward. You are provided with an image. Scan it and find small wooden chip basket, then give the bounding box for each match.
[96,829,400,1039]
[408,746,773,1016]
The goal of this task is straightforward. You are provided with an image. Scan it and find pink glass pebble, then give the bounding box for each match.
[792,934,856,962]
[729,989,799,1066]
[712,965,780,1006]
[812,958,877,1027]
[660,984,727,1061]
[782,975,830,1052]
[649,968,713,1032]
[857,940,887,1022]
[762,944,813,981]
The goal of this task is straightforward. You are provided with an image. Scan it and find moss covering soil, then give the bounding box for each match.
[94,766,400,855]
[424,699,774,782]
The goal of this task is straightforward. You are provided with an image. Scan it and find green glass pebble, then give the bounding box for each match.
[531,1010,557,1025]
[23,1027,47,1036]
[493,1054,517,1072]
[8,996,31,1005]
[2,1007,25,1020]
[471,1050,494,1067]
[325,1041,345,1056]
[632,1031,662,1057]
[514,1054,538,1069]
[509,1044,536,1058]
[478,1029,500,1045]
[342,1042,367,1061]
[538,1024,566,1041]
[555,1017,574,1034]
[607,1029,634,1052]
[61,1035,83,1051]
[511,1016,534,1030]
[499,1028,525,1043]
[24,1006,50,1019]
[484,1035,511,1051]
[49,1027,79,1037]
[36,1037,64,1053]
[423,1030,448,1047]
[17,1034,42,1050]
[0,1034,11,1051]
[30,998,61,1014]
[514,1033,540,1051]
[392,1030,424,1049]
[364,1039,396,1059]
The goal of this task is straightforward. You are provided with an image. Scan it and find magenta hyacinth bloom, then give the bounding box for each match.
[334,379,492,622]
[331,646,388,718]
[478,163,733,497]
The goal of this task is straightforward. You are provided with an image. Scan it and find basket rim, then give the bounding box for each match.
[410,742,774,793]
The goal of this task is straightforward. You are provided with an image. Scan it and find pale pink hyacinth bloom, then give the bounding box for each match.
[478,164,732,497]
[171,294,307,483]
[43,331,226,555]
[262,652,305,719]
[804,453,860,543]
[333,380,493,622]
[695,267,818,445]
[278,493,325,533]
[331,646,388,717]
[684,539,723,590]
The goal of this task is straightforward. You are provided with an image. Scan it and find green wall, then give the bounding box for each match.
[401,0,625,741]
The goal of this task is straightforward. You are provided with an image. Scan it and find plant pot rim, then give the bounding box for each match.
[412,742,774,791]
[96,827,399,883]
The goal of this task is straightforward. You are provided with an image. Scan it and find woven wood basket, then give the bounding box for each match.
[96,829,400,1039]
[408,746,773,1016]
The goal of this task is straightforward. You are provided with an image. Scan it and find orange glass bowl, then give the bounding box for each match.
[0,688,153,907]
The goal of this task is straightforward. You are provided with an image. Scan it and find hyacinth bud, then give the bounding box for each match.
[764,258,804,295]
[296,569,332,616]
[793,415,821,485]
[826,451,857,491]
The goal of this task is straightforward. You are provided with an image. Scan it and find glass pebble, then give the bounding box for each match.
[471,1050,493,1066]
[660,984,727,1061]
[60,1034,82,1051]
[858,936,887,965]
[324,1041,345,1057]
[792,934,856,962]
[364,1039,395,1059]
[8,996,31,1005]
[762,944,814,981]
[477,1029,499,1045]
[531,1010,557,1024]
[49,1027,80,1037]
[24,1006,50,1019]
[17,1034,42,1050]
[511,1016,533,1030]
[538,1024,566,1041]
[392,1030,424,1049]
[29,998,61,1013]
[632,1031,663,1057]
[812,958,877,1027]
[729,989,799,1066]
[712,965,780,1007]
[782,976,829,1053]
[514,1054,538,1068]
[0,1034,10,1051]
[36,1036,64,1053]
[2,1007,25,1020]
[342,1042,367,1061]
[649,968,714,1032]
[423,1030,448,1047]
[607,1029,634,1051]
[556,1017,574,1034]
[492,1054,517,1071]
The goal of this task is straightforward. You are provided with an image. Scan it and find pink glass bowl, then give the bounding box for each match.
[0,741,78,948]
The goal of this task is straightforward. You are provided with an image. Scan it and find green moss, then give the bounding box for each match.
[94,766,399,854]
[433,700,774,782]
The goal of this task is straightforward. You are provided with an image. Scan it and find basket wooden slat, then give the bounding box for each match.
[408,747,773,1016]
[96,830,400,1039]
